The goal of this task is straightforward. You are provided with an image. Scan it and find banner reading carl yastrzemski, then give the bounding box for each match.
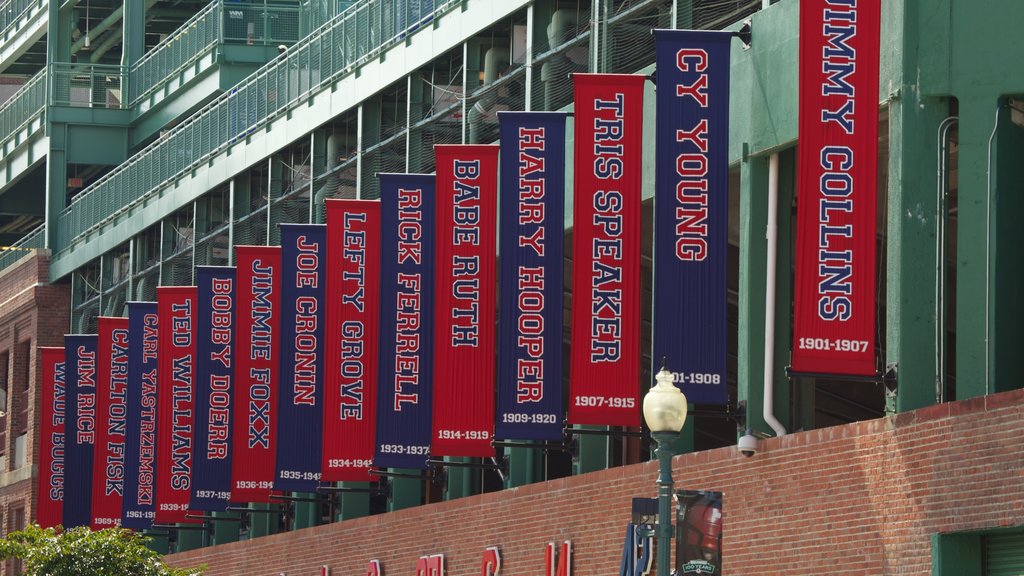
[37,347,66,529]
[64,334,98,529]
[92,317,129,529]
[122,302,158,529]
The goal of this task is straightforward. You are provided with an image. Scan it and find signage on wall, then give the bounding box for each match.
[363,542,571,575]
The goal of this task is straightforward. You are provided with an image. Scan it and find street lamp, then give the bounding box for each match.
[642,368,689,576]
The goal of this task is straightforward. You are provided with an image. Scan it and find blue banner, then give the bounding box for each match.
[375,173,435,469]
[192,268,235,511]
[63,334,98,528]
[276,224,327,491]
[122,302,158,529]
[653,30,731,405]
[496,112,567,440]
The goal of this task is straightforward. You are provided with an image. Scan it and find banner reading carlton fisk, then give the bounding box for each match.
[92,317,129,529]
[323,200,380,482]
[568,74,644,426]
[432,145,498,457]
[792,0,880,375]
[37,347,66,529]
[276,224,327,491]
[64,334,98,528]
[122,302,158,529]
[652,30,731,405]
[496,112,567,441]
[233,246,280,502]
[192,267,235,511]
[375,173,435,469]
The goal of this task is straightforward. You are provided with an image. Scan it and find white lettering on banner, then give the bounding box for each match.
[674,48,712,262]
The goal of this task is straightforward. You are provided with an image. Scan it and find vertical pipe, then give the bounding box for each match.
[525,3,533,112]
[671,0,678,30]
[763,153,787,436]
[356,104,363,199]
[462,41,468,144]
[762,0,771,9]
[309,132,316,223]
[158,220,165,286]
[191,201,198,284]
[266,157,273,244]
[406,75,412,171]
[128,237,135,301]
[653,433,675,576]
[984,105,1002,395]
[590,0,600,73]
[228,179,235,266]
[935,116,957,403]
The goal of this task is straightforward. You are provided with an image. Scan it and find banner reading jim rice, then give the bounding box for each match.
[496,112,567,441]
[37,347,66,529]
[276,224,327,492]
[375,173,436,469]
[792,0,880,375]
[122,302,158,529]
[323,200,381,482]
[63,334,98,528]
[652,30,732,405]
[92,317,129,529]
[568,74,644,427]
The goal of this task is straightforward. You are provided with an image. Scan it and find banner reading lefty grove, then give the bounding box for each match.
[652,30,731,405]
[92,317,129,529]
[792,0,880,375]
[122,302,158,529]
[568,74,644,427]
[64,334,98,528]
[37,347,66,529]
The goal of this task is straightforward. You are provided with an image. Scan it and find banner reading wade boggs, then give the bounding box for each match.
[64,334,98,529]
[122,302,159,529]
[92,317,129,529]
[792,0,880,375]
[653,30,731,405]
[497,111,567,441]
[37,347,66,529]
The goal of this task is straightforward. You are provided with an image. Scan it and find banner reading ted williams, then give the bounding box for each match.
[92,317,129,529]
[568,74,644,426]
[652,30,731,405]
[496,112,567,441]
[192,267,235,511]
[156,287,198,524]
[122,302,158,529]
[276,224,327,492]
[792,0,880,375]
[375,173,436,469]
[63,334,97,529]
[323,200,380,482]
[432,145,498,458]
[37,347,66,529]
[233,246,281,502]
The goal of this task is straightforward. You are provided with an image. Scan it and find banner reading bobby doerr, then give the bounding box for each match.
[496,112,567,441]
[568,74,645,427]
[92,317,129,529]
[792,0,880,376]
[652,30,732,405]
[375,173,436,470]
[64,334,98,529]
[122,302,158,529]
[37,347,66,529]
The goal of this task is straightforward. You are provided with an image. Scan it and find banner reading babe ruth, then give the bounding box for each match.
[375,173,436,470]
[92,317,129,529]
[37,347,66,529]
[792,0,880,375]
[232,246,281,502]
[652,30,732,405]
[568,74,644,426]
[496,112,567,441]
[64,334,98,528]
[122,302,159,529]
[432,145,498,458]
[323,200,381,482]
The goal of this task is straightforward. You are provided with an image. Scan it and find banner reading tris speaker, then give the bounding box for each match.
[37,347,66,529]
[792,0,880,375]
[568,74,644,427]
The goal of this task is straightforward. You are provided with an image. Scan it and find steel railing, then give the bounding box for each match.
[0,67,45,142]
[49,63,127,108]
[0,224,44,272]
[0,0,43,38]
[129,0,220,105]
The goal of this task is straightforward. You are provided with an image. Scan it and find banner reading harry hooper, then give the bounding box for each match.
[92,317,129,529]
[497,112,567,441]
[793,0,880,375]
[37,347,66,529]
[122,302,158,529]
[64,335,98,529]
[653,30,731,405]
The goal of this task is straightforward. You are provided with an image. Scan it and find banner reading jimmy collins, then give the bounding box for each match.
[37,347,66,529]
[92,317,129,529]
[122,302,158,529]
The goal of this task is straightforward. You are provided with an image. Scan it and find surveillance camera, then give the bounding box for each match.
[737,433,758,458]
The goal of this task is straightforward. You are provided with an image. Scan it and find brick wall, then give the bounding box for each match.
[167,387,1024,575]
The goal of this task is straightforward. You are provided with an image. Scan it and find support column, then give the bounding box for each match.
[335,484,371,521]
[175,528,204,552]
[122,1,146,68]
[506,448,543,488]
[247,505,279,538]
[143,531,169,554]
[444,459,476,501]
[211,511,241,545]
[291,496,319,530]
[388,475,421,512]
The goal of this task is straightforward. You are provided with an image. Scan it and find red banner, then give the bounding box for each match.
[432,145,498,457]
[793,0,880,375]
[323,200,381,482]
[232,246,280,502]
[37,347,66,529]
[568,74,644,426]
[92,318,129,529]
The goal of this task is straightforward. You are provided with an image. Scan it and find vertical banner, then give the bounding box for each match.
[276,224,327,492]
[92,317,129,529]
[323,200,380,482]
[63,334,98,529]
[432,145,498,458]
[232,246,281,502]
[652,30,732,405]
[375,173,436,469]
[497,112,567,441]
[676,491,723,574]
[568,74,645,426]
[155,287,198,524]
[37,347,66,529]
[793,0,880,375]
[192,267,236,511]
[123,302,158,529]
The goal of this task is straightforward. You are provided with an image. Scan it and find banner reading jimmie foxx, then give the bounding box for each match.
[37,347,66,529]
[122,302,158,529]
[64,334,98,529]
[92,317,129,529]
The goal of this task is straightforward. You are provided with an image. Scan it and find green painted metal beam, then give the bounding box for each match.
[211,511,241,546]
[291,493,320,530]
[175,525,205,552]
[388,472,422,512]
[335,482,370,521]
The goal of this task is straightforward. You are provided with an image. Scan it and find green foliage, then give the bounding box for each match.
[0,525,204,576]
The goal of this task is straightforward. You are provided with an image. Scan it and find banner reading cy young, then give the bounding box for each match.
[497,112,567,441]
[569,74,645,427]
[793,0,880,375]
[122,302,158,529]
[375,173,435,469]
[64,334,98,529]
[653,30,731,405]
[37,347,66,529]
[92,317,129,529]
